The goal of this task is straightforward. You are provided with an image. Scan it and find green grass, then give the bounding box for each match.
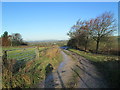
[7,48,36,61]
[2,46,62,88]
[2,47,22,50]
[69,49,119,62]
[68,49,120,88]
[2,46,48,61]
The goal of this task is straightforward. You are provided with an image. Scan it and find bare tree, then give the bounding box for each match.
[90,12,116,53]
[67,20,92,51]
[67,12,116,53]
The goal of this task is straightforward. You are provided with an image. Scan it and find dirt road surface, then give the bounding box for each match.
[38,50,76,88]
[69,51,108,88]
[38,50,108,88]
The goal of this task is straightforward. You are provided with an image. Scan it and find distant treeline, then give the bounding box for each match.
[0,31,28,46]
[28,40,68,47]
[67,12,119,55]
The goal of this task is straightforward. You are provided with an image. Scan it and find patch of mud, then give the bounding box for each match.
[37,51,76,88]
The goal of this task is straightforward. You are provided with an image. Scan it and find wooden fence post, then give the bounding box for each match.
[35,47,39,60]
[2,50,8,67]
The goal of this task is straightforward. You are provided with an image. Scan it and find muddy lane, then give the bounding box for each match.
[38,50,75,88]
[69,51,108,88]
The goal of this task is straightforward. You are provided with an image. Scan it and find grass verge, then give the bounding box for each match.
[2,46,62,88]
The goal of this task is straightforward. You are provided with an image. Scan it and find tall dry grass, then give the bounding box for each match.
[45,47,60,59]
[2,46,62,88]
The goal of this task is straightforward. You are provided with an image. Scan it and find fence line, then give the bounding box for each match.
[9,53,36,61]
[7,49,36,57]
[4,47,36,52]
[7,49,35,56]
[2,47,40,67]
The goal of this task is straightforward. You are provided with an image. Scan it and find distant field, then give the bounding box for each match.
[28,40,68,47]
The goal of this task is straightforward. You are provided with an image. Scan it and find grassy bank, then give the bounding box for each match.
[2,46,62,88]
[69,49,120,88]
[69,49,119,62]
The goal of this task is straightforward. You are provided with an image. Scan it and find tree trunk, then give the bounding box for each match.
[85,37,89,52]
[96,39,100,54]
[85,41,87,52]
